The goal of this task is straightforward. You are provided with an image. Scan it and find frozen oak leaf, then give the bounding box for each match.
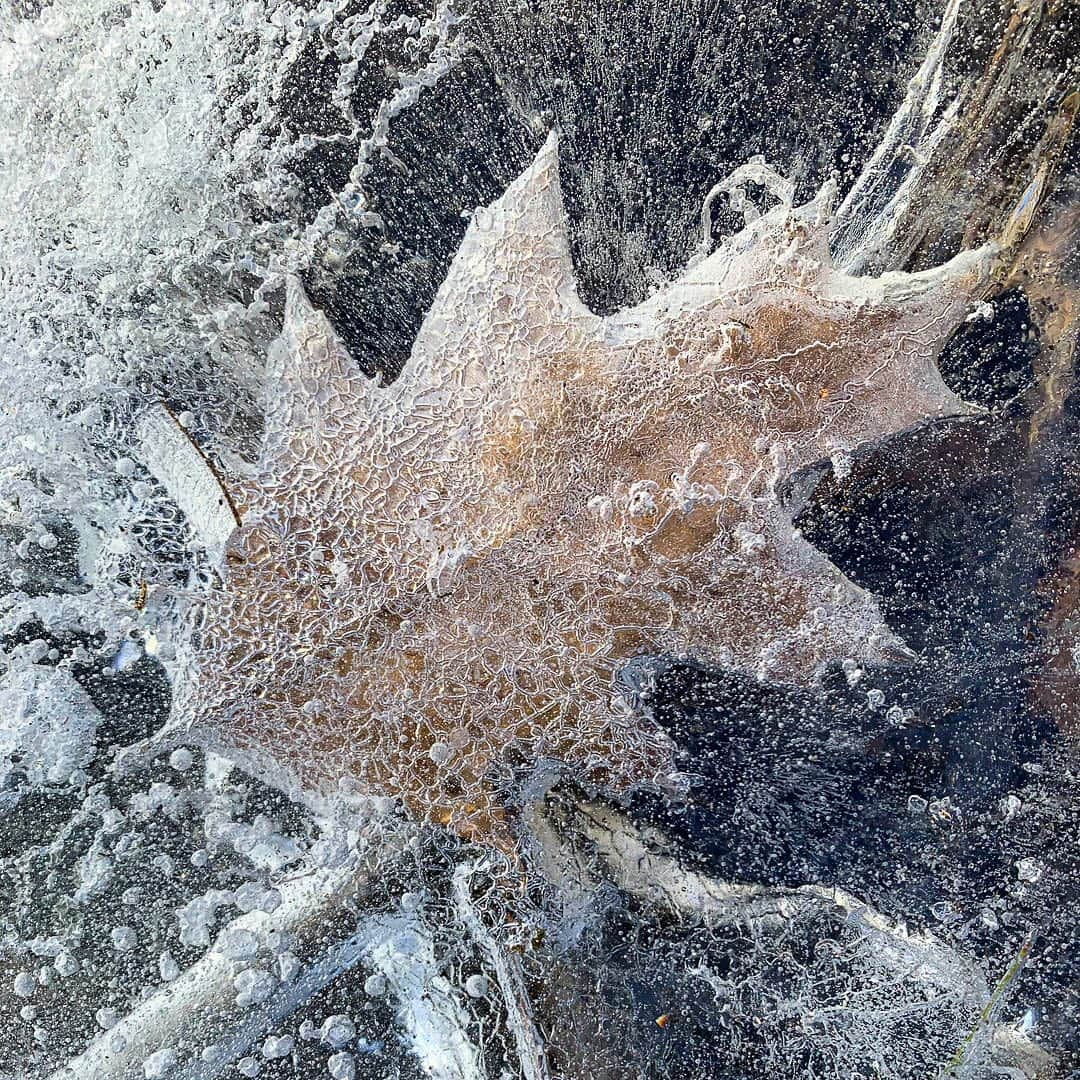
[182,134,992,850]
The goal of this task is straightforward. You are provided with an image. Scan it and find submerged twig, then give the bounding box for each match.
[940,933,1035,1078]
[453,861,551,1080]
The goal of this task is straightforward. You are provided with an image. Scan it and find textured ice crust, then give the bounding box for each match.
[183,134,993,847]
[0,3,1039,1077]
[0,667,101,799]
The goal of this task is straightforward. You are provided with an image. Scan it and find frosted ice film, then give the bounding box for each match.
[0,0,1077,1077]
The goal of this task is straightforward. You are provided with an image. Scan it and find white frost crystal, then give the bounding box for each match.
[262,1034,294,1059]
[142,1048,178,1079]
[233,967,275,1008]
[110,926,137,952]
[320,1014,356,1048]
[158,952,180,982]
[0,667,101,789]
[328,1051,356,1080]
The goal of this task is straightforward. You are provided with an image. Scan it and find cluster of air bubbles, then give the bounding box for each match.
[0,727,440,1075]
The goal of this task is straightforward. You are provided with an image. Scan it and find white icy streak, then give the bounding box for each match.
[561,803,985,998]
[47,834,484,1080]
[265,0,463,293]
[47,858,370,1080]
[453,863,551,1080]
[831,0,964,271]
[360,914,484,1080]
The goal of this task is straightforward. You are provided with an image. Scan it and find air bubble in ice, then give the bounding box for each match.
[159,952,180,982]
[111,926,137,952]
[234,967,275,1007]
[216,926,260,961]
[96,1007,120,1030]
[428,742,454,767]
[234,882,281,914]
[998,794,1022,822]
[152,853,175,876]
[262,1034,294,1059]
[328,1051,356,1080]
[1016,858,1043,883]
[143,1048,178,1079]
[53,952,78,977]
[168,747,194,772]
[320,1014,356,1048]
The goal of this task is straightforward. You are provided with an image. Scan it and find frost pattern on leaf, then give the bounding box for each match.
[177,133,995,849]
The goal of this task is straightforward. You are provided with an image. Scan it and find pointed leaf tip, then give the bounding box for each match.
[283,273,308,325]
[465,128,572,276]
[277,274,363,384]
[400,128,585,396]
[283,274,331,339]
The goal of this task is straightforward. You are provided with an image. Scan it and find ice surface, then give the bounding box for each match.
[0,0,1076,1077]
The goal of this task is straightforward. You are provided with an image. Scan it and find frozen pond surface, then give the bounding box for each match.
[0,0,1078,1077]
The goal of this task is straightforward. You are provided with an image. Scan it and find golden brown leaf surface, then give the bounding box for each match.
[183,135,992,848]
